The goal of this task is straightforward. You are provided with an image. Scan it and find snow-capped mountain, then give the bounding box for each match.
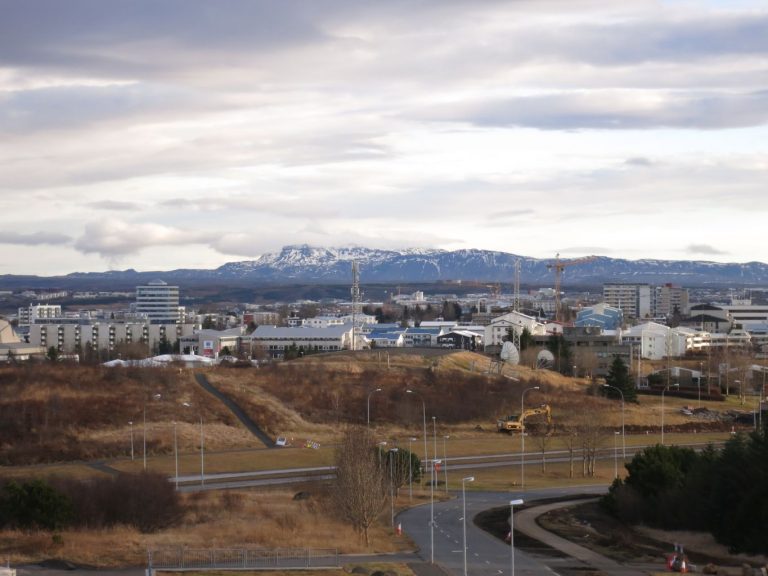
[210,245,768,285]
[4,245,768,287]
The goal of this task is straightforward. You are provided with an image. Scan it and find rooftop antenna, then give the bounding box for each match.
[351,260,360,351]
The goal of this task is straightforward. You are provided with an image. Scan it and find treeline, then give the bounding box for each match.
[0,472,181,533]
[603,428,768,554]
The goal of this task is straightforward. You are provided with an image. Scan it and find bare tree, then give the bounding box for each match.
[559,427,579,479]
[574,411,607,477]
[530,428,552,473]
[331,426,388,546]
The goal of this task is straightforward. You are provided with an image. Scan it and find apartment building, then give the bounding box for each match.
[29,321,195,355]
[17,304,62,326]
[655,284,690,317]
[602,283,652,319]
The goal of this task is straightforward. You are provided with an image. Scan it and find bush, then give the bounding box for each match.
[0,479,73,531]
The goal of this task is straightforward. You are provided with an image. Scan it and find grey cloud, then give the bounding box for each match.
[428,90,768,130]
[88,200,143,211]
[0,1,325,77]
[686,244,728,256]
[625,157,653,167]
[0,84,199,133]
[0,231,71,245]
[74,219,218,257]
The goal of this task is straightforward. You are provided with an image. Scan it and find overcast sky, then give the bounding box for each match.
[1,0,767,275]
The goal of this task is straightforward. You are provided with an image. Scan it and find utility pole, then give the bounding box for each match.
[351,261,360,351]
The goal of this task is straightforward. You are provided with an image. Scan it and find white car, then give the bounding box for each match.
[275,436,288,447]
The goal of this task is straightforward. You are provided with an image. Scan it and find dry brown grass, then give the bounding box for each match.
[0,488,416,567]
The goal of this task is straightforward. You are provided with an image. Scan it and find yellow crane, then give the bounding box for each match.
[547,253,598,323]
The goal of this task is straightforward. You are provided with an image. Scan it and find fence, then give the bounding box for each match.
[148,547,339,573]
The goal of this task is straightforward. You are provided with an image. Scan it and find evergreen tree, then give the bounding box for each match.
[604,356,637,402]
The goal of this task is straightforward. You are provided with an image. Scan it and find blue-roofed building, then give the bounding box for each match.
[575,303,623,331]
[369,331,405,348]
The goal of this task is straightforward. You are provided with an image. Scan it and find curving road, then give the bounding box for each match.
[398,485,655,576]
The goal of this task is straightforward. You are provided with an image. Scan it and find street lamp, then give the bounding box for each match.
[520,386,540,489]
[443,435,450,493]
[432,416,437,483]
[698,362,703,408]
[405,389,428,476]
[430,457,441,564]
[661,383,679,446]
[601,384,626,460]
[199,416,205,486]
[613,431,620,479]
[389,448,399,528]
[174,421,179,490]
[408,437,417,501]
[509,499,524,576]
[128,421,134,461]
[367,387,382,427]
[461,476,475,576]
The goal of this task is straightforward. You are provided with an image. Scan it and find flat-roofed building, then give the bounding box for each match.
[135,280,182,324]
[250,325,353,358]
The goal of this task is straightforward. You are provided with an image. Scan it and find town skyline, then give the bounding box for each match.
[2,0,767,275]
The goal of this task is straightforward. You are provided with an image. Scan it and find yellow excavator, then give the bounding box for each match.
[497,404,553,434]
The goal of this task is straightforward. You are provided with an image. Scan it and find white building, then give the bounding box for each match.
[29,321,195,355]
[17,304,62,326]
[135,280,182,324]
[484,311,546,349]
[621,322,698,359]
[250,325,353,358]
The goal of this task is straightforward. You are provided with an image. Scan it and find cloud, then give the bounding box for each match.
[74,219,218,258]
[0,231,72,245]
[424,90,768,130]
[624,157,654,167]
[686,243,728,255]
[0,83,200,132]
[88,200,143,211]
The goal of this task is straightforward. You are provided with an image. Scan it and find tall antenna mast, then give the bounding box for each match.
[351,260,360,351]
[513,258,521,313]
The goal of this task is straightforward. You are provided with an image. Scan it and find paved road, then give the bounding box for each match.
[398,485,657,576]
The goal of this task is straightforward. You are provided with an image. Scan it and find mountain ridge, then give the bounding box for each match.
[2,245,768,288]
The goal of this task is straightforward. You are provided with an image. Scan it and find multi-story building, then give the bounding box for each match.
[655,284,690,318]
[602,283,652,319]
[484,311,547,351]
[135,280,182,324]
[17,304,62,326]
[28,321,195,356]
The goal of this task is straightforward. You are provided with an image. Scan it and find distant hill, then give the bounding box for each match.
[2,245,768,289]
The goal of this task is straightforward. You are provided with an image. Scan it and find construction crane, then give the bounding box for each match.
[547,253,598,323]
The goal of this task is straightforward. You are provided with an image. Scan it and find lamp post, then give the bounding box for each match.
[509,499,524,576]
[174,421,179,490]
[367,387,382,427]
[698,362,703,408]
[429,457,441,564]
[408,437,417,501]
[661,383,679,446]
[406,389,428,476]
[389,448,399,528]
[199,416,205,486]
[461,476,475,576]
[601,384,626,460]
[128,420,134,461]
[443,435,450,494]
[432,416,437,482]
[520,386,539,489]
[406,389,431,562]
[613,431,620,479]
[143,406,147,471]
